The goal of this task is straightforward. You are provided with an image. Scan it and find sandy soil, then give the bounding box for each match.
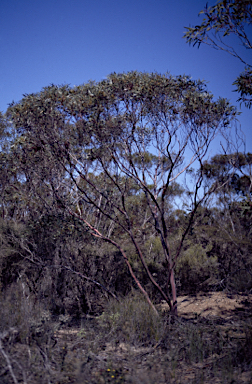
[177,291,252,319]
[157,291,252,320]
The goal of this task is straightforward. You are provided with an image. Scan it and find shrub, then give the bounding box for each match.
[176,243,219,293]
[98,291,165,346]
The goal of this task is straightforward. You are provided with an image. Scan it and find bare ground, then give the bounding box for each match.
[55,292,252,384]
[177,291,252,319]
[2,292,251,383]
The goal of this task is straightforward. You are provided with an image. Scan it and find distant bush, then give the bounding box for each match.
[176,243,219,293]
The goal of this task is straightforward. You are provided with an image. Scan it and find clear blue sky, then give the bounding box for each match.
[1,0,251,152]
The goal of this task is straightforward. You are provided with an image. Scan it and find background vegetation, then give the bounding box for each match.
[0,70,251,382]
[0,1,252,376]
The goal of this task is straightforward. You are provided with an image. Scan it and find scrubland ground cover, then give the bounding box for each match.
[0,286,252,384]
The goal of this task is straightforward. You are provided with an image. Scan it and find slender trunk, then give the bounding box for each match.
[169,268,177,315]
[108,239,158,315]
[129,233,172,310]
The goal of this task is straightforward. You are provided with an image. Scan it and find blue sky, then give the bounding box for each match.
[1,0,251,152]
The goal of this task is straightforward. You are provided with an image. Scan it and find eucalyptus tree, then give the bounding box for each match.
[184,0,252,108]
[8,72,236,314]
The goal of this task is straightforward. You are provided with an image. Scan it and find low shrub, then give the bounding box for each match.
[98,291,165,346]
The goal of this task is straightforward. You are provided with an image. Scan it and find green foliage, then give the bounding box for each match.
[176,243,219,293]
[202,152,252,197]
[4,71,237,313]
[144,236,163,264]
[184,0,252,107]
[0,218,32,291]
[0,214,130,318]
[199,152,252,292]
[1,72,252,382]
[234,67,252,108]
[226,268,252,292]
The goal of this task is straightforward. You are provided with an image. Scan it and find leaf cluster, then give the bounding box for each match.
[184,0,252,107]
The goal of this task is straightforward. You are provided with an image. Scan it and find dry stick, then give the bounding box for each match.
[60,266,118,300]
[11,359,28,384]
[112,245,158,315]
[66,163,160,314]
[139,186,174,311]
[114,243,158,315]
[113,146,175,309]
[67,160,127,228]
[0,339,18,384]
[75,215,158,315]
[37,346,52,384]
[113,168,172,310]
[128,231,171,305]
[104,165,169,310]
[53,183,150,305]
[15,247,118,301]
[61,156,166,314]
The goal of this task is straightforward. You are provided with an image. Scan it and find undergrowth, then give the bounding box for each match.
[0,286,251,384]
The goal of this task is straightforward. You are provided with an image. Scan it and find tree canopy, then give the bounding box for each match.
[6,71,237,314]
[184,0,252,108]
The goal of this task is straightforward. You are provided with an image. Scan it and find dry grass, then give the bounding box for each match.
[0,288,252,383]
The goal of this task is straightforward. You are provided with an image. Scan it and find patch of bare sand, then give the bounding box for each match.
[159,291,252,319]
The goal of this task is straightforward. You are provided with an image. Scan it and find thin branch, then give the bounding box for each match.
[60,265,118,300]
[0,336,18,384]
[68,210,158,315]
